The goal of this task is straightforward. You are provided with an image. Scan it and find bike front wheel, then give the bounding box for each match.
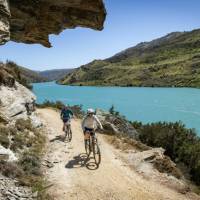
[92,137,101,166]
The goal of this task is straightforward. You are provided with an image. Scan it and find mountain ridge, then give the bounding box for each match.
[39,68,74,81]
[58,28,200,87]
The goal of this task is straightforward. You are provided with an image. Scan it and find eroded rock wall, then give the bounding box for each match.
[0,0,10,45]
[0,81,36,120]
[0,0,106,47]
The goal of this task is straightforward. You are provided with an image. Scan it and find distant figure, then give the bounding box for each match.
[82,108,103,139]
[32,98,36,111]
[60,105,74,131]
[25,102,31,115]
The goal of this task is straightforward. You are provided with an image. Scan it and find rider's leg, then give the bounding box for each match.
[63,121,68,132]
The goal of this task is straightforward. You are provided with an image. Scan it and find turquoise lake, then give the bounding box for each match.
[33,82,200,135]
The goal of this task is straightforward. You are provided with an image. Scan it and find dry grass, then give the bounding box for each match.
[104,133,184,184]
[0,125,10,148]
[0,118,49,199]
[153,156,182,179]
[0,161,24,178]
[105,134,150,152]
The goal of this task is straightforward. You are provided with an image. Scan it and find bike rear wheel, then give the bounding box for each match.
[68,127,72,141]
[65,125,72,142]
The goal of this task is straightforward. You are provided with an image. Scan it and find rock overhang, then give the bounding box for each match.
[0,0,106,47]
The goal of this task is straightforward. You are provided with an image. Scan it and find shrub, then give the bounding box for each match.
[0,161,24,178]
[153,156,182,179]
[10,119,37,152]
[109,105,120,116]
[15,118,34,132]
[109,105,115,114]
[132,121,200,185]
[19,152,41,176]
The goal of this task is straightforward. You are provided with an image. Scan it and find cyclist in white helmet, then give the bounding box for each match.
[82,108,103,139]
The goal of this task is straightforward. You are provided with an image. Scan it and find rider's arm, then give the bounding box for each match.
[69,109,74,117]
[82,116,86,130]
[94,115,103,129]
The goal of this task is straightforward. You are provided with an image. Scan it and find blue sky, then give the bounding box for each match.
[0,0,200,71]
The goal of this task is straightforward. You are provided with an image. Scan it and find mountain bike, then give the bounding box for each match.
[84,129,101,166]
[64,120,72,142]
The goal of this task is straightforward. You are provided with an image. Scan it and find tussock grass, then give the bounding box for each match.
[0,119,49,199]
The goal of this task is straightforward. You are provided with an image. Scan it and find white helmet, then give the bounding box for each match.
[87,108,95,114]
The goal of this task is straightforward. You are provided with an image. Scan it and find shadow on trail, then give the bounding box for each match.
[50,135,70,143]
[65,153,99,170]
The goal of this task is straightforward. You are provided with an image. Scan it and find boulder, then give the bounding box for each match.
[0,0,106,47]
[128,148,189,193]
[29,113,43,128]
[0,145,17,162]
[96,109,139,139]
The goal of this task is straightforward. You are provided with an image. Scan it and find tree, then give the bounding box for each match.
[109,105,115,115]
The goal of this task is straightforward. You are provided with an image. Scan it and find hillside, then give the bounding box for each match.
[59,29,200,87]
[39,68,74,81]
[19,66,47,83]
[1,61,47,85]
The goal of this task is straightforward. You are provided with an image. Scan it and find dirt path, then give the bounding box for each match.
[38,108,199,200]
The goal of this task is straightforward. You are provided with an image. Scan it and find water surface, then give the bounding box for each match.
[33,82,200,135]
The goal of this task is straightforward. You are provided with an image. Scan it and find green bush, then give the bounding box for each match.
[132,121,200,185]
[19,152,41,176]
[109,105,120,116]
[15,118,34,132]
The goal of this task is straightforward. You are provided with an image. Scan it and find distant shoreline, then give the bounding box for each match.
[55,81,200,89]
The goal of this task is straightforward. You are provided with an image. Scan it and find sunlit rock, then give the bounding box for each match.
[0,0,106,47]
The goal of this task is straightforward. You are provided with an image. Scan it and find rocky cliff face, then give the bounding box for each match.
[0,64,42,161]
[0,0,10,45]
[0,0,106,47]
[0,81,36,121]
[0,67,44,199]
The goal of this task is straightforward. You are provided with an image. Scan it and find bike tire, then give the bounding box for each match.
[68,127,72,142]
[92,137,101,165]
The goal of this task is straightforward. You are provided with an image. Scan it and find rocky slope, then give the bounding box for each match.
[0,0,106,47]
[0,64,46,199]
[0,61,47,89]
[18,65,48,83]
[59,29,200,87]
